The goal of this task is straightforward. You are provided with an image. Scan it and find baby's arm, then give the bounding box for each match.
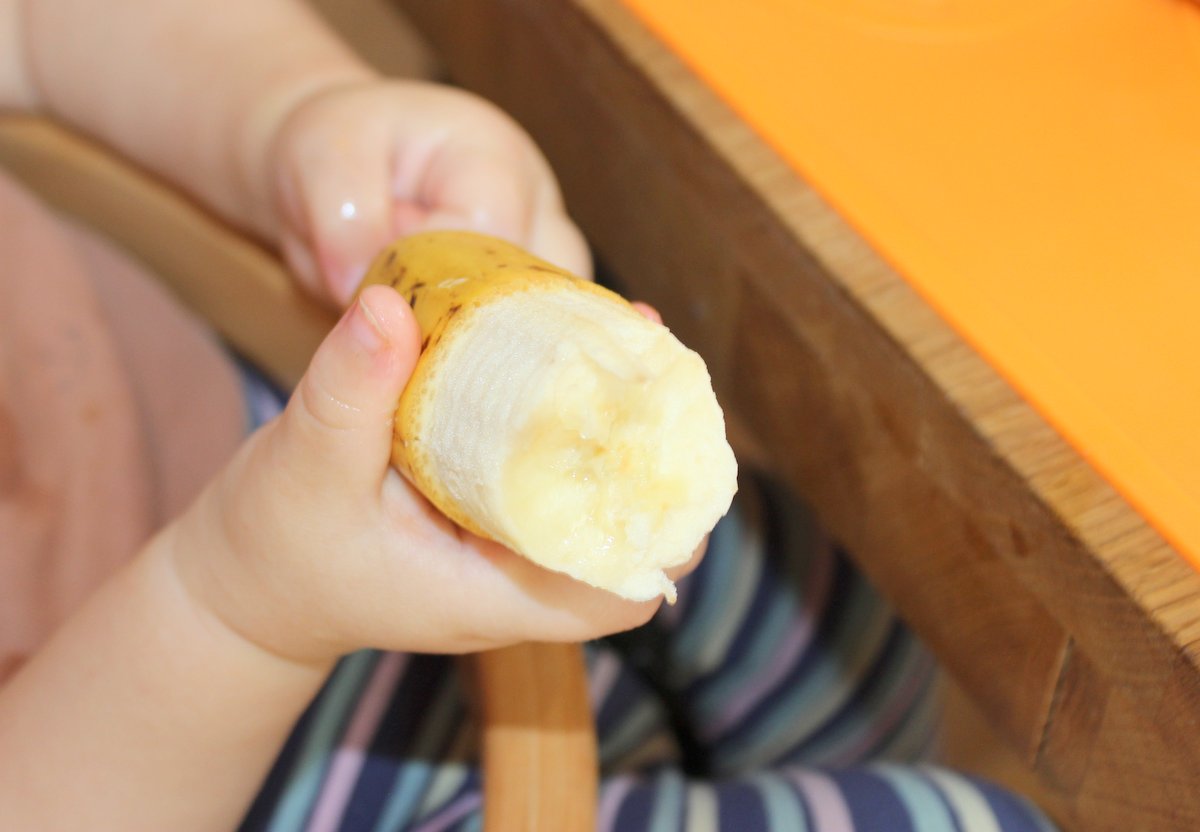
[0,525,331,830]
[3,0,370,238]
[2,0,588,302]
[0,287,660,830]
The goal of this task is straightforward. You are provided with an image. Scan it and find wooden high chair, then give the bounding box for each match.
[0,116,597,832]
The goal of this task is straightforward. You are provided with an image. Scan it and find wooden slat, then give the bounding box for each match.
[0,116,331,388]
[475,643,597,832]
[398,1,1200,827]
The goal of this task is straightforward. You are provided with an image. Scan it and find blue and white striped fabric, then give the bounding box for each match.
[235,364,1056,832]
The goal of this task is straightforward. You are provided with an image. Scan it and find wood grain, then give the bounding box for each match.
[398,1,1200,827]
[475,643,597,832]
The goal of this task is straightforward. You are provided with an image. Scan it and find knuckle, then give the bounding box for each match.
[296,371,363,435]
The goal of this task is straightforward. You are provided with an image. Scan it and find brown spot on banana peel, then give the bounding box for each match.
[406,282,427,308]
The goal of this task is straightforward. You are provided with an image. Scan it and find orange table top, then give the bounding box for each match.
[624,0,1200,566]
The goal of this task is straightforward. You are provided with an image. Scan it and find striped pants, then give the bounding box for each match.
[235,450,1057,830]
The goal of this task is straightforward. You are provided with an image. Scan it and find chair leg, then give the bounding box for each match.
[474,642,597,832]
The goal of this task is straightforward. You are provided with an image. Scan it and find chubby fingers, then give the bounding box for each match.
[398,137,593,278]
[275,125,397,305]
[476,540,664,644]
[421,539,663,652]
[396,136,536,241]
[272,81,595,303]
[529,210,592,280]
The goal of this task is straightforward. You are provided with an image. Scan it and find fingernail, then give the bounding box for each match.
[348,293,387,353]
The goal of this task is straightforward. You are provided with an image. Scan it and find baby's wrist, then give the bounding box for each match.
[159,498,345,672]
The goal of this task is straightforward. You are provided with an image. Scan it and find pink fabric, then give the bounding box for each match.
[0,171,244,683]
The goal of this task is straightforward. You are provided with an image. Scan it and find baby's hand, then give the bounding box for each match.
[263,81,590,306]
[167,285,660,664]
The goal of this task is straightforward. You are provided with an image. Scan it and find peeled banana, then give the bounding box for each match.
[359,231,737,602]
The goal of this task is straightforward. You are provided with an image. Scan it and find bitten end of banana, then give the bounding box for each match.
[365,232,738,603]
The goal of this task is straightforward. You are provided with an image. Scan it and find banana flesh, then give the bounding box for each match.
[359,231,737,602]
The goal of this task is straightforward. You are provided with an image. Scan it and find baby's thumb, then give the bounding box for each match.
[276,285,420,493]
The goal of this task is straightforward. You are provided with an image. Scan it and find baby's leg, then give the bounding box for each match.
[239,645,681,831]
[607,474,939,774]
[240,646,1055,831]
[596,765,1056,832]
[591,474,1057,831]
[239,651,485,832]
